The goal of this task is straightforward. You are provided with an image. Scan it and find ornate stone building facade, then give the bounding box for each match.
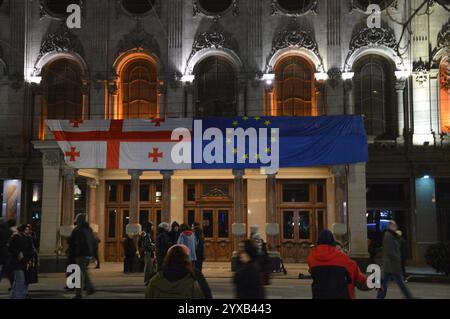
[0,0,448,269]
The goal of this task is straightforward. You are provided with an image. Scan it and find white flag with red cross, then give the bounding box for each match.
[47,119,192,170]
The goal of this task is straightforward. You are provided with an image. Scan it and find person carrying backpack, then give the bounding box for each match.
[68,213,96,299]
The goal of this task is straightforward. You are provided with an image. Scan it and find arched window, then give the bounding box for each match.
[441,60,450,133]
[195,56,237,117]
[45,59,83,120]
[274,56,315,116]
[354,55,395,138]
[121,59,158,119]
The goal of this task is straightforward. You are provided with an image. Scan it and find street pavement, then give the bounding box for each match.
[1,263,449,299]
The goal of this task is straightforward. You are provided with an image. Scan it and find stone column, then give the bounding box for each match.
[81,82,90,119]
[396,78,407,142]
[265,84,274,116]
[87,179,99,233]
[39,150,63,264]
[126,170,142,236]
[60,167,77,238]
[347,163,369,260]
[31,84,43,139]
[232,169,246,251]
[185,84,194,117]
[238,76,247,116]
[344,79,354,115]
[161,170,174,223]
[266,173,278,252]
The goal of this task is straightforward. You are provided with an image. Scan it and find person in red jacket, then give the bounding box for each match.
[307,230,367,299]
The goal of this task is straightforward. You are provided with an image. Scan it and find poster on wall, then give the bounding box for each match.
[1,179,21,223]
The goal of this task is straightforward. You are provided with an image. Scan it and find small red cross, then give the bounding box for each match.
[70,120,84,128]
[151,118,165,127]
[65,147,80,162]
[148,148,163,163]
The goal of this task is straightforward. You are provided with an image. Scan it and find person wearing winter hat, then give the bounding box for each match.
[307,229,366,299]
[156,222,172,272]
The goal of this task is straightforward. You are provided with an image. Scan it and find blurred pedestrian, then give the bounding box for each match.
[156,222,172,272]
[177,224,197,266]
[233,240,265,299]
[8,224,36,299]
[169,222,180,245]
[249,225,271,285]
[396,230,408,281]
[122,233,136,273]
[145,244,211,299]
[68,213,96,299]
[307,229,366,299]
[377,221,413,299]
[93,232,101,269]
[141,222,155,285]
[193,222,205,272]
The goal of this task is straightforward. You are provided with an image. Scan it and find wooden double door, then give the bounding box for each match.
[280,209,326,263]
[105,207,161,262]
[185,208,233,262]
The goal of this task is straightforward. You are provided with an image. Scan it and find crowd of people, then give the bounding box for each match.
[0,213,414,300]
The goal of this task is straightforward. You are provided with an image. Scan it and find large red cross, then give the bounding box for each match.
[65,147,80,162]
[148,148,163,163]
[53,120,188,169]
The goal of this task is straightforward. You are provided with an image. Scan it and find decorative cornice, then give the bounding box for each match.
[116,21,160,59]
[267,23,322,70]
[432,19,450,62]
[188,23,238,62]
[271,0,318,16]
[38,24,85,60]
[349,27,396,53]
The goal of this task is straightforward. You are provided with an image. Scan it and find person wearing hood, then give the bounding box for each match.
[233,240,265,299]
[68,213,96,298]
[193,222,205,272]
[169,221,180,245]
[377,221,413,299]
[307,229,366,299]
[177,224,197,265]
[145,244,212,299]
[156,222,172,272]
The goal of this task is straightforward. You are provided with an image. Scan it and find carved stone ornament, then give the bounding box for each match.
[116,21,160,60]
[38,23,85,60]
[413,58,429,86]
[349,27,397,53]
[267,22,322,71]
[42,151,61,168]
[271,0,318,16]
[327,68,342,88]
[432,19,450,63]
[188,23,238,62]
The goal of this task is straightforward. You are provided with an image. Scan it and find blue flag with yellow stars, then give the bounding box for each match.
[191,115,368,170]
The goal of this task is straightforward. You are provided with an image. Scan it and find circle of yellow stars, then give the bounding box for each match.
[227,117,277,161]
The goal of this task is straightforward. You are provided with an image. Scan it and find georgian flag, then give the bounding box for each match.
[47,119,192,170]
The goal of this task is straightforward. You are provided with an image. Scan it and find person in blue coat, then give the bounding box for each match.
[177,224,196,266]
